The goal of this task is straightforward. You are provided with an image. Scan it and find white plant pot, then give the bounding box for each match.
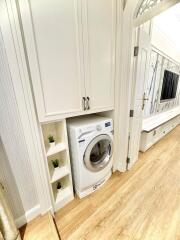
[54,166,59,172]
[49,142,55,148]
[57,188,62,194]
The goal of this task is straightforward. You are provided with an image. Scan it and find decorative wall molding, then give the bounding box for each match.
[137,0,164,17]
[143,48,180,118]
[134,0,180,26]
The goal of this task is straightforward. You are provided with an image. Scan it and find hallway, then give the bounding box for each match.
[56,126,180,240]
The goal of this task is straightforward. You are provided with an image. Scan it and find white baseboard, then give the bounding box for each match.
[15,204,41,228]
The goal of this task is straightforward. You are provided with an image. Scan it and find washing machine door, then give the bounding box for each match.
[84,134,113,172]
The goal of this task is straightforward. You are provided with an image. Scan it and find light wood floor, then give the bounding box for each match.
[20,212,59,240]
[56,126,180,240]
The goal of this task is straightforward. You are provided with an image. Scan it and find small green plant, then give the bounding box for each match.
[52,159,59,168]
[57,182,62,190]
[48,135,55,143]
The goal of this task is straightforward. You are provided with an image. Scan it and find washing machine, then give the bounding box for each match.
[67,115,113,198]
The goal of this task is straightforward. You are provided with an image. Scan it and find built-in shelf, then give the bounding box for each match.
[54,186,74,211]
[55,186,72,204]
[46,142,66,157]
[41,119,74,212]
[50,166,69,183]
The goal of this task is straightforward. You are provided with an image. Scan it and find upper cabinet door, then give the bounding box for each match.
[82,0,116,111]
[19,0,85,122]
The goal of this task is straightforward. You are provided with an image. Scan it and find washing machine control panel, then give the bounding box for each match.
[96,125,102,131]
[77,120,113,142]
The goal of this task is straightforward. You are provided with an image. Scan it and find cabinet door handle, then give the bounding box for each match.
[142,92,149,110]
[86,97,90,110]
[82,97,86,110]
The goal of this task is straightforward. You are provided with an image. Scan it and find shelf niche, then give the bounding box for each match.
[41,119,74,211]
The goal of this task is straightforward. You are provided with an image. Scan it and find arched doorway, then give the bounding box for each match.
[116,0,180,171]
[136,0,165,17]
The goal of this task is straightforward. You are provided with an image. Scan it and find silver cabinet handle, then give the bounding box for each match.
[82,97,86,110]
[86,97,90,110]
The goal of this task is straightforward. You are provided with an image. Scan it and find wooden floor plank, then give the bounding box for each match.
[20,212,59,240]
[56,126,180,240]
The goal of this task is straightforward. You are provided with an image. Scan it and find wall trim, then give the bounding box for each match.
[15,205,40,228]
[113,0,123,171]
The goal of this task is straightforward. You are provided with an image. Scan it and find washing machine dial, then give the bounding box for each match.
[96,125,102,131]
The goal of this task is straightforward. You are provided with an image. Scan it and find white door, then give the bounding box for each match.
[20,0,85,122]
[127,28,151,169]
[82,0,116,111]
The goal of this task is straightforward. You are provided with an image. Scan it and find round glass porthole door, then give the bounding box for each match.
[84,134,113,172]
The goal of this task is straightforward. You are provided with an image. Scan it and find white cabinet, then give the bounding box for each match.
[140,113,180,152]
[19,0,116,122]
[20,0,85,122]
[82,0,116,111]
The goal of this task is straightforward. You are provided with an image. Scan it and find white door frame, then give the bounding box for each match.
[116,0,180,172]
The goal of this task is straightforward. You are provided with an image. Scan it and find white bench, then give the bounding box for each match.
[140,107,180,152]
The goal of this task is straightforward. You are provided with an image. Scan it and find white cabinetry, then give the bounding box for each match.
[140,108,180,152]
[19,0,84,121]
[82,0,116,111]
[19,0,116,122]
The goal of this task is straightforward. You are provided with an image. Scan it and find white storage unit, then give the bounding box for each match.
[140,108,180,152]
[41,120,74,211]
[19,0,116,122]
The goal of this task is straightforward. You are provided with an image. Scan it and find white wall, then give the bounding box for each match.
[151,4,180,63]
[0,27,39,225]
[152,24,180,63]
[0,0,53,227]
[0,0,55,227]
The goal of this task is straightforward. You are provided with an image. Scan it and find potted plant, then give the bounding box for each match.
[52,159,59,170]
[48,135,55,148]
[57,182,62,193]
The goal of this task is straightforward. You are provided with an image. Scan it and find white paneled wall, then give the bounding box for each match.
[0,27,39,223]
[0,0,53,227]
[143,49,180,118]
[0,138,25,219]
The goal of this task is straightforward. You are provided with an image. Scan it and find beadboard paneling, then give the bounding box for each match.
[0,27,38,218]
[0,138,25,219]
